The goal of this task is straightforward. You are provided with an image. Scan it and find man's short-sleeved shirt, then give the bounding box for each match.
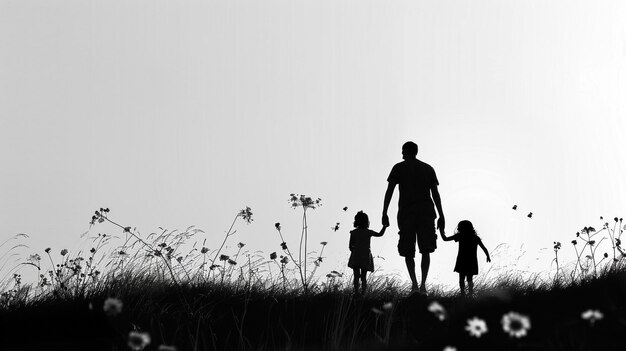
[387,158,439,213]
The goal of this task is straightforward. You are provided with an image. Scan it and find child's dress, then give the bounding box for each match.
[449,233,483,275]
[347,228,376,272]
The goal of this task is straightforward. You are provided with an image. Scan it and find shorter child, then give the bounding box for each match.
[348,211,388,295]
[440,220,491,297]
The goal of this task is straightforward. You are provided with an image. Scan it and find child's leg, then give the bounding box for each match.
[458,273,466,297]
[353,268,360,294]
[467,275,474,297]
[360,269,367,294]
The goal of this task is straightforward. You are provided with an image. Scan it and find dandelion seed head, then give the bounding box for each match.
[443,347,457,351]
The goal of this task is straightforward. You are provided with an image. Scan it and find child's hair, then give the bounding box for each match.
[456,220,478,236]
[353,211,370,229]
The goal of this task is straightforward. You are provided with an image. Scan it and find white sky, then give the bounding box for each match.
[2,0,625,288]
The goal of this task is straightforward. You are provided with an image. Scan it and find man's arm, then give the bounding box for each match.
[431,185,445,234]
[382,182,396,227]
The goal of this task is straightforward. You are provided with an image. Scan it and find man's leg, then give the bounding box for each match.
[405,257,418,290]
[420,252,430,293]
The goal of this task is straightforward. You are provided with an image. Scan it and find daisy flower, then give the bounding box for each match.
[465,317,488,338]
[581,309,604,325]
[103,297,123,317]
[427,301,447,321]
[128,331,151,351]
[501,311,531,338]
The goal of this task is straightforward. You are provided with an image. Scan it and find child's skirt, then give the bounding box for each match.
[348,249,374,272]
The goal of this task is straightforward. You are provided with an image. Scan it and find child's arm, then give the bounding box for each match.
[372,225,388,237]
[349,234,354,251]
[478,240,491,262]
[440,231,454,242]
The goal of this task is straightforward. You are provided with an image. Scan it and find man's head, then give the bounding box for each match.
[402,141,418,159]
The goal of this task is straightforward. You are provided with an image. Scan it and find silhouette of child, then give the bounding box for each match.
[440,220,490,297]
[348,211,387,295]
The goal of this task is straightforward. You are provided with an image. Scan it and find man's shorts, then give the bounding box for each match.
[397,208,437,257]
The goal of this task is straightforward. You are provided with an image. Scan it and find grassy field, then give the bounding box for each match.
[1,268,626,350]
[1,207,625,350]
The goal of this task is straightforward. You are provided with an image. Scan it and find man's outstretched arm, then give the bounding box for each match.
[431,185,445,234]
[382,182,396,226]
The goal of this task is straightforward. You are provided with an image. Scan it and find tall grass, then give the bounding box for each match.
[1,208,625,350]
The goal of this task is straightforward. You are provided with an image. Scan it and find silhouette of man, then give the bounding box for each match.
[382,141,445,294]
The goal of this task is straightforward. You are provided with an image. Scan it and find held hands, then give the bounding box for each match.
[382,213,390,227]
[436,216,445,234]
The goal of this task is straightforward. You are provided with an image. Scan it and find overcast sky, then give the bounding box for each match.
[2,0,625,288]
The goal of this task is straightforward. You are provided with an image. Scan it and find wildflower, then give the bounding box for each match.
[615,217,619,222]
[553,242,561,250]
[158,345,177,351]
[219,254,229,261]
[571,240,577,245]
[237,242,245,249]
[270,252,277,260]
[90,247,96,253]
[209,264,220,270]
[616,238,621,246]
[201,247,209,254]
[289,194,322,210]
[280,242,288,250]
[382,302,393,311]
[239,207,253,224]
[227,259,237,265]
[45,247,51,253]
[27,254,41,263]
[60,249,68,256]
[427,301,447,321]
[320,241,328,246]
[371,307,384,315]
[501,311,531,338]
[124,227,131,233]
[343,206,348,211]
[465,317,488,338]
[576,232,580,237]
[103,297,123,316]
[177,256,183,263]
[128,331,151,351]
[275,222,281,230]
[280,256,288,264]
[332,223,340,232]
[604,253,609,258]
[589,240,596,246]
[581,309,604,325]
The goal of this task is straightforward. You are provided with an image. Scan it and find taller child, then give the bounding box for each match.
[382,141,445,295]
